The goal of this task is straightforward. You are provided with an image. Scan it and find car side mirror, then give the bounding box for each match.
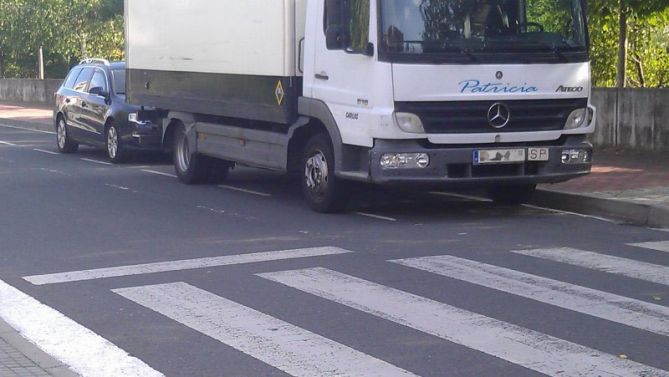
[89,86,109,98]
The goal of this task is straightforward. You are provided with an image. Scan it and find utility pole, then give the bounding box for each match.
[38,47,45,80]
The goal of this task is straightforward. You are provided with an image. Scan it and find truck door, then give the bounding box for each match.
[308,0,378,147]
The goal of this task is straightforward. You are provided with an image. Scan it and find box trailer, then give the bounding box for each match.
[126,0,596,212]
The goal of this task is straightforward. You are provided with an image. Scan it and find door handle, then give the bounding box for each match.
[315,73,329,81]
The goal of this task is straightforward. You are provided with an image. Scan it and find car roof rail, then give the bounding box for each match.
[79,58,111,66]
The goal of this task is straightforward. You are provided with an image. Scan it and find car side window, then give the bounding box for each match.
[73,68,94,93]
[63,68,83,90]
[88,70,108,95]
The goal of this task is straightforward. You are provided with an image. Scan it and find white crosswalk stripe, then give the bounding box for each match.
[23,247,352,285]
[113,282,416,377]
[259,267,668,377]
[629,241,669,253]
[392,255,669,336]
[511,247,669,286]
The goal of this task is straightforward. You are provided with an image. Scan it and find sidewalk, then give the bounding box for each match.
[0,320,77,377]
[0,101,668,228]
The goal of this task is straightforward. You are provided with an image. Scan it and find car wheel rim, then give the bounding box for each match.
[305,150,328,198]
[176,133,191,172]
[107,127,118,159]
[57,120,66,149]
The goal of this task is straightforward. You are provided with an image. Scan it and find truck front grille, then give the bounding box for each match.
[395,99,587,134]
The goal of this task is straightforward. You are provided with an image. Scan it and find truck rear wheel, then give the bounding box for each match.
[173,124,229,184]
[487,184,537,205]
[301,134,350,213]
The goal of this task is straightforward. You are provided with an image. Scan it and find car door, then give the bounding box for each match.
[81,69,110,146]
[68,67,95,140]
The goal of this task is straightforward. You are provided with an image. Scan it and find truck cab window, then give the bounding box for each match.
[325,0,370,52]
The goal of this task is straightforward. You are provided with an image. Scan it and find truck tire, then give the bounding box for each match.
[487,184,537,205]
[173,123,229,184]
[301,133,351,213]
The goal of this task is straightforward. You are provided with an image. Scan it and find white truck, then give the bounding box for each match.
[125,0,595,212]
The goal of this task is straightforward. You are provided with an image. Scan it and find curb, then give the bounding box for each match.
[532,189,669,228]
[0,320,78,377]
[0,117,54,133]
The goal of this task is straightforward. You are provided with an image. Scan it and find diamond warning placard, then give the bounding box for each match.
[275,81,285,106]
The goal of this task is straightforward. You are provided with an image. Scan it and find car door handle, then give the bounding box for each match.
[315,73,329,81]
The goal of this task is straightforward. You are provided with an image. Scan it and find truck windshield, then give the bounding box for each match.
[379,0,587,63]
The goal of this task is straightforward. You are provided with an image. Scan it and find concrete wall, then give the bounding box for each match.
[0,79,62,106]
[591,88,669,152]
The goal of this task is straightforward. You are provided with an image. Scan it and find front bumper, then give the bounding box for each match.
[367,137,592,186]
[121,121,162,150]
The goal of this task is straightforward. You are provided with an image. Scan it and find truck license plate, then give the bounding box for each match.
[474,149,526,164]
[528,147,550,161]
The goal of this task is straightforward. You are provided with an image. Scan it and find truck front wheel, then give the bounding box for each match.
[301,134,351,213]
[173,124,229,184]
[487,184,537,205]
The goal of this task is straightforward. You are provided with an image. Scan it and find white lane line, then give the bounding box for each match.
[629,241,669,253]
[114,282,416,377]
[260,268,668,377]
[0,123,56,135]
[218,184,272,197]
[355,212,398,222]
[392,255,669,336]
[142,169,177,179]
[511,248,669,286]
[23,247,352,285]
[0,140,17,146]
[105,184,130,191]
[80,158,112,166]
[33,148,59,155]
[0,278,163,377]
[430,191,492,202]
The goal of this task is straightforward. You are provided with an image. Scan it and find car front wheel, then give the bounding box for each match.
[106,122,128,163]
[56,117,78,153]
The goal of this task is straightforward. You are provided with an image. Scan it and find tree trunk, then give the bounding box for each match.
[616,0,628,88]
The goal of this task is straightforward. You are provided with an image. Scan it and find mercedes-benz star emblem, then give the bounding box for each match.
[496,71,504,80]
[487,103,511,129]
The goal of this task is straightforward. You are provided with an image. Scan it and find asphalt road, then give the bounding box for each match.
[0,123,668,377]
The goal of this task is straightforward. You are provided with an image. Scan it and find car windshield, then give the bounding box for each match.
[380,0,587,62]
[112,69,126,95]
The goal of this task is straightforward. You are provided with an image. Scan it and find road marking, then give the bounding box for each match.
[142,169,177,178]
[0,140,17,146]
[23,247,353,285]
[392,255,669,336]
[259,268,668,377]
[355,212,398,222]
[511,248,669,286]
[629,241,669,253]
[430,191,493,202]
[218,184,272,197]
[0,123,56,135]
[0,278,163,377]
[33,148,59,155]
[114,282,416,377]
[105,184,130,191]
[80,158,112,166]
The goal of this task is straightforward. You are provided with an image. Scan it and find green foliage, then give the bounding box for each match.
[589,0,669,87]
[0,0,123,78]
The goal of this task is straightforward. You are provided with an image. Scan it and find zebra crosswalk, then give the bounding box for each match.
[22,243,669,376]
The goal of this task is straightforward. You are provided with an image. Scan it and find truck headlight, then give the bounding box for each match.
[564,108,593,130]
[394,112,425,134]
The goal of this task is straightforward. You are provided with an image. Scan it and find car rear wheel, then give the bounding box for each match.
[106,123,128,163]
[173,123,229,184]
[301,133,351,213]
[56,117,78,153]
